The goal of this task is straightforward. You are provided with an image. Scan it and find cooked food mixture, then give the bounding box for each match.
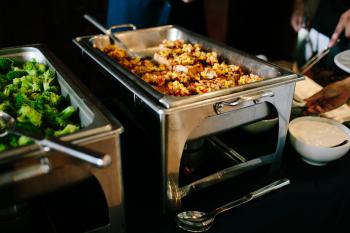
[101,40,263,96]
[0,58,80,152]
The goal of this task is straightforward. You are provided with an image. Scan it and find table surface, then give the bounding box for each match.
[157,142,350,233]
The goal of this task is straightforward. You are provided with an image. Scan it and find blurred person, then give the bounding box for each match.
[106,0,207,35]
[291,0,350,47]
[291,0,350,114]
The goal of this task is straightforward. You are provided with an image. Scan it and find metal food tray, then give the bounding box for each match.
[74,25,303,108]
[0,44,121,164]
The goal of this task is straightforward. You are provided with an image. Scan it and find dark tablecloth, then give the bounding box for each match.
[161,142,350,233]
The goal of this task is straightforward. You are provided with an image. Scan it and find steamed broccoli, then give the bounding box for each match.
[23,59,47,75]
[17,105,42,127]
[54,124,80,137]
[0,74,8,90]
[18,136,32,146]
[20,75,43,93]
[0,58,13,73]
[3,84,18,97]
[46,105,76,128]
[0,100,15,116]
[8,134,18,148]
[0,143,7,152]
[0,59,81,152]
[36,63,46,74]
[39,91,63,107]
[42,69,56,91]
[6,70,28,81]
[15,92,45,111]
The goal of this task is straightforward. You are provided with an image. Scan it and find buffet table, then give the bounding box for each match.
[154,141,350,233]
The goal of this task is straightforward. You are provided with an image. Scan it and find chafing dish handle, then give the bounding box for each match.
[39,139,112,168]
[214,90,274,114]
[0,158,50,187]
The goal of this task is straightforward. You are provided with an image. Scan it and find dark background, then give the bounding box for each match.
[0,0,296,80]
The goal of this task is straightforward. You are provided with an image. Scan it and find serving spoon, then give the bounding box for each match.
[83,14,137,57]
[0,111,111,167]
[175,178,290,232]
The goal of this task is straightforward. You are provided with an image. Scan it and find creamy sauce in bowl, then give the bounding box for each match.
[289,119,348,147]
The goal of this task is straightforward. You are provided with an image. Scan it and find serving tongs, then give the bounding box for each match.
[299,46,330,74]
[83,14,137,57]
[0,111,111,168]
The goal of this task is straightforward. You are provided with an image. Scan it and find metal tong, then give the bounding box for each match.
[0,111,111,168]
[299,46,330,74]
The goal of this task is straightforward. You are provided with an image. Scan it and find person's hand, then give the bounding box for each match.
[328,8,350,47]
[291,0,305,32]
[304,79,350,114]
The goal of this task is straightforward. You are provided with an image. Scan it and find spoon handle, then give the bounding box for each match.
[83,14,134,55]
[214,178,290,215]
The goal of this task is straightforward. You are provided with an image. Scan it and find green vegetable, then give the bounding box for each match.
[0,143,7,152]
[54,124,80,137]
[18,136,32,146]
[17,105,42,127]
[0,58,13,73]
[6,70,27,81]
[0,58,81,152]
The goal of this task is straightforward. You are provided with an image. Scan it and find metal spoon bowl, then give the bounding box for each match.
[0,111,111,167]
[175,178,290,232]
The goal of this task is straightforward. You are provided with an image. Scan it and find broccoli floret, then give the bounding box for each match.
[8,135,18,148]
[15,92,45,111]
[57,105,75,122]
[17,105,42,127]
[20,75,42,93]
[42,69,56,91]
[15,121,41,135]
[39,91,63,107]
[0,74,8,90]
[23,60,37,75]
[23,60,47,75]
[0,100,15,116]
[18,136,32,146]
[3,84,18,97]
[0,143,7,152]
[36,63,46,74]
[0,58,13,73]
[47,105,75,129]
[6,70,28,81]
[15,92,29,108]
[54,124,80,137]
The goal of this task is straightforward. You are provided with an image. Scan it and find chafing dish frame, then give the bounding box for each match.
[74,25,304,213]
[0,45,125,229]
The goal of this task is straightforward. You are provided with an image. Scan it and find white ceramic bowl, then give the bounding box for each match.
[241,118,278,134]
[288,116,350,166]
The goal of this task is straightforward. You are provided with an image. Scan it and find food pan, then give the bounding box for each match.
[74,25,303,108]
[0,44,124,208]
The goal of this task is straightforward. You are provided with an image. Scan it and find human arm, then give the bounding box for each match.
[291,0,305,32]
[328,8,350,47]
[304,77,350,114]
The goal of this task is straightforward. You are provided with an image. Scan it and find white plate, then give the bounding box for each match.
[334,49,350,73]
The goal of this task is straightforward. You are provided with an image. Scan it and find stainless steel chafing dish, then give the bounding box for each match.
[74,25,304,213]
[0,45,124,226]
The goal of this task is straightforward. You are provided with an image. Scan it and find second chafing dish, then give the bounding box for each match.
[0,45,124,212]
